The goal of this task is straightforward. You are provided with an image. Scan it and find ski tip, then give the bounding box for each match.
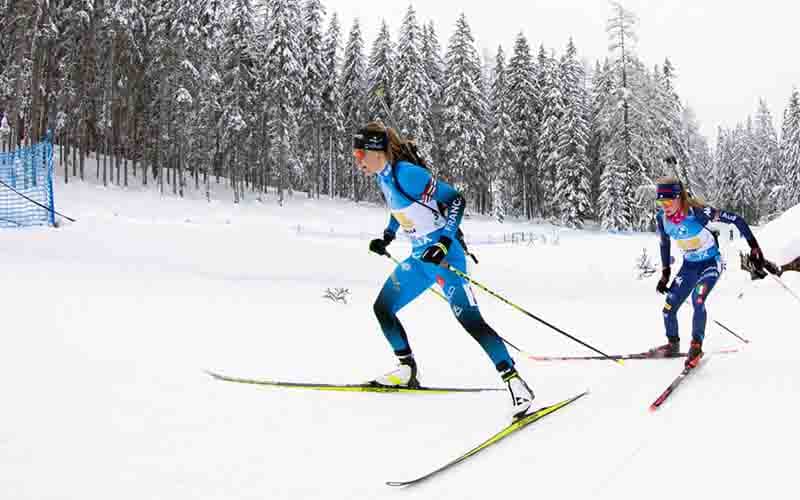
[648,404,658,413]
[386,481,406,487]
[204,369,225,380]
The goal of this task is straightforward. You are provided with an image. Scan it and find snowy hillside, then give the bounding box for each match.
[1,172,798,500]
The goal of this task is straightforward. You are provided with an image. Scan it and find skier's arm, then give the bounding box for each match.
[431,180,465,242]
[701,206,756,244]
[656,213,671,268]
[384,215,399,240]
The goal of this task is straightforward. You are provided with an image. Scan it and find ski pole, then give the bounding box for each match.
[0,178,76,223]
[446,264,624,366]
[771,275,800,305]
[712,318,750,344]
[382,252,532,357]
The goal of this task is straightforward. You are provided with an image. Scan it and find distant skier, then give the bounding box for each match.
[653,177,766,367]
[352,121,534,419]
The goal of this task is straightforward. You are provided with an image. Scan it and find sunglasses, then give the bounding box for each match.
[655,198,679,207]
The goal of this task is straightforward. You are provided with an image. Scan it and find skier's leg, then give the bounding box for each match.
[690,258,723,342]
[373,256,433,357]
[423,241,533,417]
[422,242,514,373]
[663,263,698,342]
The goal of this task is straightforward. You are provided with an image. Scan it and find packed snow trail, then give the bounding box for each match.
[1,174,797,500]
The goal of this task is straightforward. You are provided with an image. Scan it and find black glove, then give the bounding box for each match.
[421,236,452,266]
[747,239,765,270]
[746,239,783,278]
[369,230,395,257]
[764,259,783,276]
[740,250,767,280]
[656,267,671,294]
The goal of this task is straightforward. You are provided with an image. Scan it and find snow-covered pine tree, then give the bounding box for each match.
[628,61,666,229]
[733,117,760,220]
[657,59,687,168]
[555,38,592,228]
[393,6,433,162]
[422,21,446,171]
[366,20,395,122]
[219,0,259,202]
[598,2,641,230]
[777,88,800,209]
[536,48,564,219]
[588,59,614,206]
[641,63,674,180]
[299,0,327,198]
[264,0,303,204]
[506,33,538,218]
[148,0,206,195]
[442,14,487,191]
[487,45,515,221]
[681,106,714,200]
[712,125,741,211]
[320,13,345,199]
[340,19,367,200]
[598,153,636,231]
[752,99,780,218]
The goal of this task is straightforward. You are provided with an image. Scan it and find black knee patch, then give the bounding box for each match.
[373,298,394,326]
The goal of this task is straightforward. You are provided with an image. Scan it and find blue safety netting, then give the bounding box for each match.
[0,138,55,228]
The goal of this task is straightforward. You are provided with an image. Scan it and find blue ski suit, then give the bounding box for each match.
[372,161,514,373]
[657,205,755,341]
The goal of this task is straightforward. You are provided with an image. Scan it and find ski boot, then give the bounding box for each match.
[685,340,704,368]
[650,337,680,358]
[370,355,420,388]
[503,368,534,420]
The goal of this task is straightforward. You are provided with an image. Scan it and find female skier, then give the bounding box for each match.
[352,121,533,419]
[653,177,765,367]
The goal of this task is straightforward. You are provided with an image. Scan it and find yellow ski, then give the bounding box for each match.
[205,370,504,393]
[387,390,589,486]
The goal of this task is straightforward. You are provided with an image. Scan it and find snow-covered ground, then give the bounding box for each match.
[1,165,797,500]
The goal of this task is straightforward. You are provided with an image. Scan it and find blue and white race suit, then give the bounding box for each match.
[657,205,755,341]
[372,161,514,372]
